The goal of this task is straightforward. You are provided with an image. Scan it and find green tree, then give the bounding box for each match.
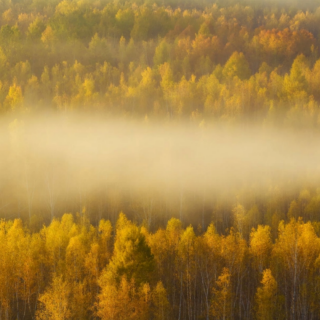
[222,52,251,81]
[100,213,154,286]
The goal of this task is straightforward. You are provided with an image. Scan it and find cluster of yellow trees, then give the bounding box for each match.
[0,0,319,124]
[8,52,320,126]
[2,212,320,319]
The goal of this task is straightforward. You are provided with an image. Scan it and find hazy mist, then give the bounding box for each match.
[0,114,319,223]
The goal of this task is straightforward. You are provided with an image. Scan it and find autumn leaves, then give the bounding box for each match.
[0,1,319,126]
[2,207,320,319]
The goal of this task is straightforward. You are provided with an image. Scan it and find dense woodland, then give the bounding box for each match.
[2,0,320,319]
[3,211,320,320]
[1,0,320,125]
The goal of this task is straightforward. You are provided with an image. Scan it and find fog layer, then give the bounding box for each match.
[0,115,319,221]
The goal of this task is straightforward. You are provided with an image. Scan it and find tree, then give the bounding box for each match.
[250,225,272,272]
[154,40,170,67]
[222,52,251,81]
[255,269,279,320]
[41,26,56,48]
[27,18,46,41]
[178,226,196,319]
[152,281,170,320]
[273,219,320,320]
[233,204,246,237]
[96,276,150,320]
[211,267,232,320]
[98,219,113,269]
[287,200,300,220]
[115,8,134,39]
[4,83,23,111]
[36,275,71,320]
[100,213,154,287]
[283,54,309,102]
[197,223,222,320]
[65,235,86,283]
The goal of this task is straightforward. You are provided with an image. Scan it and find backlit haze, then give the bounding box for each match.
[1,114,319,223]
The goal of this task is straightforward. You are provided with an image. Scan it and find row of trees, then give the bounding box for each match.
[2,52,320,125]
[1,212,320,319]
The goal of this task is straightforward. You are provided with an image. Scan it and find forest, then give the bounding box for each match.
[0,0,320,125]
[2,0,320,319]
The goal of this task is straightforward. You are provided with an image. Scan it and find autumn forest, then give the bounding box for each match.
[2,0,320,319]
